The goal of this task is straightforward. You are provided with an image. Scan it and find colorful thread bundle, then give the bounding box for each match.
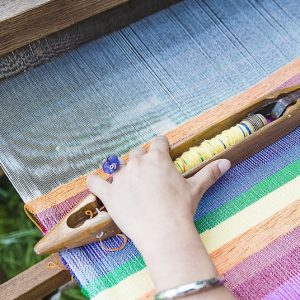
[174,114,268,173]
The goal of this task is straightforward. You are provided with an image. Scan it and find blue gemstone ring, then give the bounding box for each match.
[102,155,121,174]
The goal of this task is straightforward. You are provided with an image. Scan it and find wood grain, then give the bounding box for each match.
[0,254,70,300]
[34,194,120,255]
[0,0,180,80]
[0,0,127,56]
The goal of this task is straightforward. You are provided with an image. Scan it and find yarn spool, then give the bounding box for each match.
[174,114,268,173]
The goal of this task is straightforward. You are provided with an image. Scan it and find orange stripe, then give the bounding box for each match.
[211,198,300,274]
[25,57,300,214]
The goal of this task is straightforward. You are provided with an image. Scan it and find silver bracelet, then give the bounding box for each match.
[155,276,224,300]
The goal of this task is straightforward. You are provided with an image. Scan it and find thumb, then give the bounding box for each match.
[188,159,231,196]
[87,175,110,202]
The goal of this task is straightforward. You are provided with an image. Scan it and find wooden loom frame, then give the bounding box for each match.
[1,1,300,299]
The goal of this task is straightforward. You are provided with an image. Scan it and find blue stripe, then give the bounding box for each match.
[240,122,252,135]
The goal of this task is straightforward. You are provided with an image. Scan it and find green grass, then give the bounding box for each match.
[0,176,86,299]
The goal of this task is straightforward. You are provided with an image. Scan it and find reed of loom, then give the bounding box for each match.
[1,0,300,299]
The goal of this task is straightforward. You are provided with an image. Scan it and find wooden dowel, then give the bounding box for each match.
[0,0,180,80]
[0,0,127,56]
[0,254,70,300]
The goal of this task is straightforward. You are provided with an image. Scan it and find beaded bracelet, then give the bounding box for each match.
[155,276,224,300]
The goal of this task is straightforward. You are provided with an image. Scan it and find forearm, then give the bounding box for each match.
[137,220,234,300]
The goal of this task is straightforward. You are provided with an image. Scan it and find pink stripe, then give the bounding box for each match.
[231,247,300,299]
[36,189,90,233]
[263,273,300,300]
[224,227,300,289]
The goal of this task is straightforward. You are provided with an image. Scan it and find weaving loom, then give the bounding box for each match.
[1,0,300,299]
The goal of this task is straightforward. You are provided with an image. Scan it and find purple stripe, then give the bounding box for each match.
[231,247,300,299]
[263,273,300,300]
[60,239,140,286]
[224,226,300,289]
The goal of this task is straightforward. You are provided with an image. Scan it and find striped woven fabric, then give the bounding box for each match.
[1,1,300,298]
[25,73,300,300]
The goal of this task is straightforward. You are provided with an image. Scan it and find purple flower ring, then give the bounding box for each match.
[102,155,121,174]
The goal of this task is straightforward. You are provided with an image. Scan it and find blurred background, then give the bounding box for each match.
[0,175,85,299]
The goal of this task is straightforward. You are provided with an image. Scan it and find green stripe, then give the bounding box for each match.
[82,256,146,298]
[83,159,300,297]
[195,159,300,233]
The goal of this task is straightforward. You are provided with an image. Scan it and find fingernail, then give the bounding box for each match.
[218,159,231,175]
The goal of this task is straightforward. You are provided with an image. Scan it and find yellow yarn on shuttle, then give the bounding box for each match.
[174,114,268,174]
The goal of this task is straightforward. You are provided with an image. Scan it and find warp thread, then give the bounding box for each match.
[174,114,268,173]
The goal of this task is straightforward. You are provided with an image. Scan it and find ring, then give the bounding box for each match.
[102,155,121,174]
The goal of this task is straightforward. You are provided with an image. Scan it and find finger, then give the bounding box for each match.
[87,175,110,200]
[112,157,126,177]
[150,135,170,154]
[129,147,146,159]
[188,159,231,196]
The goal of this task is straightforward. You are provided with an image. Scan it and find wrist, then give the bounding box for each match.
[135,219,217,291]
[134,217,196,255]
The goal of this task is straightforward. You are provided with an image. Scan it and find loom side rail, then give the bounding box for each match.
[0,0,181,81]
[0,254,69,300]
[0,0,127,56]
[0,0,180,68]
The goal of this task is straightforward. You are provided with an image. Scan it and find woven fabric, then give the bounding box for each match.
[1,0,300,202]
[1,0,300,299]
[25,71,300,299]
[39,126,299,300]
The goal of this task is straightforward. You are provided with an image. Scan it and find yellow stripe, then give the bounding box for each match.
[201,176,300,253]
[92,176,300,300]
[92,268,153,300]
